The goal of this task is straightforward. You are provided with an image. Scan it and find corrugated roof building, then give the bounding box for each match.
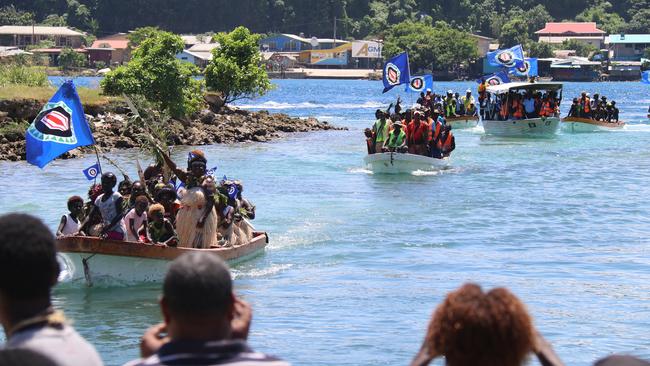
[535,22,606,48]
[0,26,85,49]
[606,34,650,61]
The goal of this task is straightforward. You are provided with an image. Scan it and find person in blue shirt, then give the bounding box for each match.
[523,91,536,118]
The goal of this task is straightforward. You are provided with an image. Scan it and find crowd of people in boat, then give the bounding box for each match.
[365,98,457,159]
[477,84,562,121]
[567,92,620,123]
[56,149,256,248]
[1,213,648,365]
[416,89,478,118]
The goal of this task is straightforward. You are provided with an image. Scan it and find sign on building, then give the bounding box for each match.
[352,41,382,58]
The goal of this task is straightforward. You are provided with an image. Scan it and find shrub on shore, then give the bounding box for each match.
[0,65,48,87]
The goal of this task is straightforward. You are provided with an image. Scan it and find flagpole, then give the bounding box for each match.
[93,146,102,184]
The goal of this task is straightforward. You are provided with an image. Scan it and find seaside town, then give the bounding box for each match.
[1,1,650,366]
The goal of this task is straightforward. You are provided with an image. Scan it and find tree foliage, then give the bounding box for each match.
[0,5,34,25]
[101,30,203,118]
[205,26,272,105]
[576,1,625,34]
[383,20,478,71]
[127,26,161,48]
[561,39,598,57]
[58,48,87,69]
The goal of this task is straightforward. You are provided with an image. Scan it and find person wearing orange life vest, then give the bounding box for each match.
[579,91,591,118]
[431,125,455,159]
[499,94,509,120]
[539,96,554,117]
[407,111,430,156]
[511,94,525,120]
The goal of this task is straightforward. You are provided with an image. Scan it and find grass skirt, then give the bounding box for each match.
[176,187,218,248]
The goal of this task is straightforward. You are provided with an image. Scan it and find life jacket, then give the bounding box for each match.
[431,121,442,142]
[461,96,474,110]
[478,83,486,94]
[436,132,453,152]
[445,102,455,116]
[582,97,591,113]
[540,100,553,117]
[387,129,406,148]
[373,119,387,142]
[512,100,524,118]
[499,102,509,119]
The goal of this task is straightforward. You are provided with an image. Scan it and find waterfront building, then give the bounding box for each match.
[0,25,85,49]
[606,34,650,61]
[535,22,606,48]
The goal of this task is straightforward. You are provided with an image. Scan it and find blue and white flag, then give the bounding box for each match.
[508,58,538,77]
[227,184,239,200]
[487,45,525,68]
[82,162,101,180]
[477,71,511,85]
[642,70,650,84]
[405,74,433,93]
[26,81,95,168]
[206,166,218,177]
[382,52,410,93]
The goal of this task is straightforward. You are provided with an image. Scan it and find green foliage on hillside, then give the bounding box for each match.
[101,30,203,118]
[3,0,648,39]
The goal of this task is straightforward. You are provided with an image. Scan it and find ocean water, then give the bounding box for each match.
[1,79,650,365]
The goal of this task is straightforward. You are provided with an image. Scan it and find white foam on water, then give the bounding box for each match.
[348,167,373,175]
[411,169,441,176]
[231,263,294,279]
[237,101,383,110]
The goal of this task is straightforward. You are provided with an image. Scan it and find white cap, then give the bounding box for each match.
[447,89,453,94]
[426,88,432,92]
[466,89,471,93]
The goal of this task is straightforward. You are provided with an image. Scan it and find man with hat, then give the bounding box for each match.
[407,110,430,156]
[461,89,475,116]
[444,90,456,118]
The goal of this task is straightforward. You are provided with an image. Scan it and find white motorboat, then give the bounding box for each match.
[561,116,625,133]
[482,82,563,138]
[363,152,449,174]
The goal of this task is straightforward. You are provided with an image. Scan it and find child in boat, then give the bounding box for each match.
[147,204,178,246]
[83,172,126,240]
[124,195,149,242]
[155,184,181,225]
[56,196,84,237]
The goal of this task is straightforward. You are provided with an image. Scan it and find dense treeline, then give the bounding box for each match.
[1,0,649,39]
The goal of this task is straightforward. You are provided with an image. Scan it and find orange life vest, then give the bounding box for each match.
[431,122,442,142]
[499,102,509,119]
[540,101,553,117]
[512,100,524,118]
[582,97,591,113]
[436,132,453,151]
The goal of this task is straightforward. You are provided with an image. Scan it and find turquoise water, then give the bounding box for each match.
[2,79,650,365]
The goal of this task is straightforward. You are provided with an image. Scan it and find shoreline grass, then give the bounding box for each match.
[0,85,121,106]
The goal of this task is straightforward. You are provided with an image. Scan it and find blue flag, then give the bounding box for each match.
[487,45,525,68]
[405,74,433,93]
[508,58,538,77]
[82,162,101,180]
[477,71,511,85]
[26,81,95,168]
[206,166,218,177]
[642,70,650,84]
[382,52,410,93]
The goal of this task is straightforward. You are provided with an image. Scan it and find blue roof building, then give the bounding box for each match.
[607,34,650,61]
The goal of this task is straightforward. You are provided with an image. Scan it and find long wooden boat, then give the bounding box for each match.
[57,232,268,285]
[561,116,625,133]
[446,115,479,129]
[482,82,563,138]
[363,152,449,174]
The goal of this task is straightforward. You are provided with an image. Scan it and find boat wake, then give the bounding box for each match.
[231,263,294,279]
[237,101,383,110]
[411,169,441,176]
[348,167,373,175]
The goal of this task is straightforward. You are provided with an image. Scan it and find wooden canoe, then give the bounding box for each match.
[56,232,268,285]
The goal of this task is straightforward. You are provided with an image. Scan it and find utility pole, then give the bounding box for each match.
[333,16,337,42]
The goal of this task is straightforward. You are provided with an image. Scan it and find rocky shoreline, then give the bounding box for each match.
[0,98,345,162]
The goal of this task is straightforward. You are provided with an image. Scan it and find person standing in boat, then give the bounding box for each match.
[158,149,218,248]
[523,91,536,119]
[56,196,83,238]
[567,98,580,117]
[407,111,429,156]
[81,172,126,240]
[460,90,474,115]
[579,92,592,118]
[372,110,389,154]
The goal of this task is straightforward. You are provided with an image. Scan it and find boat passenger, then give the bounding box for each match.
[460,90,474,115]
[407,111,430,156]
[155,185,180,226]
[56,196,83,238]
[123,196,149,243]
[607,101,619,123]
[0,214,104,366]
[118,179,132,198]
[478,78,487,103]
[567,98,580,117]
[146,204,177,247]
[439,125,455,158]
[79,207,103,237]
[454,92,463,115]
[580,92,591,118]
[465,102,478,117]
[82,172,126,240]
[539,96,554,118]
[372,110,389,153]
[417,92,426,106]
[235,182,255,221]
[523,91,536,118]
[592,93,600,113]
[158,149,219,249]
[498,95,509,120]
[511,94,525,120]
[128,181,148,209]
[129,252,289,366]
[384,122,407,153]
[395,96,403,116]
[444,91,456,118]
[409,283,563,366]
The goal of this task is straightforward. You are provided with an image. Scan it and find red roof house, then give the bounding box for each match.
[535,22,606,48]
[87,33,131,65]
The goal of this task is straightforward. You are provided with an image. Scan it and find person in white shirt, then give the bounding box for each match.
[123,195,149,242]
[56,196,83,237]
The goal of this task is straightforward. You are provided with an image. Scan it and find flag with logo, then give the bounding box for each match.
[642,70,650,84]
[82,162,101,180]
[508,58,538,77]
[477,71,511,85]
[206,166,218,177]
[405,74,433,93]
[487,45,525,68]
[25,81,95,168]
[382,52,410,93]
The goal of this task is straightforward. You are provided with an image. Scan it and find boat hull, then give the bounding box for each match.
[57,233,268,284]
[446,116,479,129]
[363,152,449,174]
[482,117,560,137]
[561,117,625,133]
